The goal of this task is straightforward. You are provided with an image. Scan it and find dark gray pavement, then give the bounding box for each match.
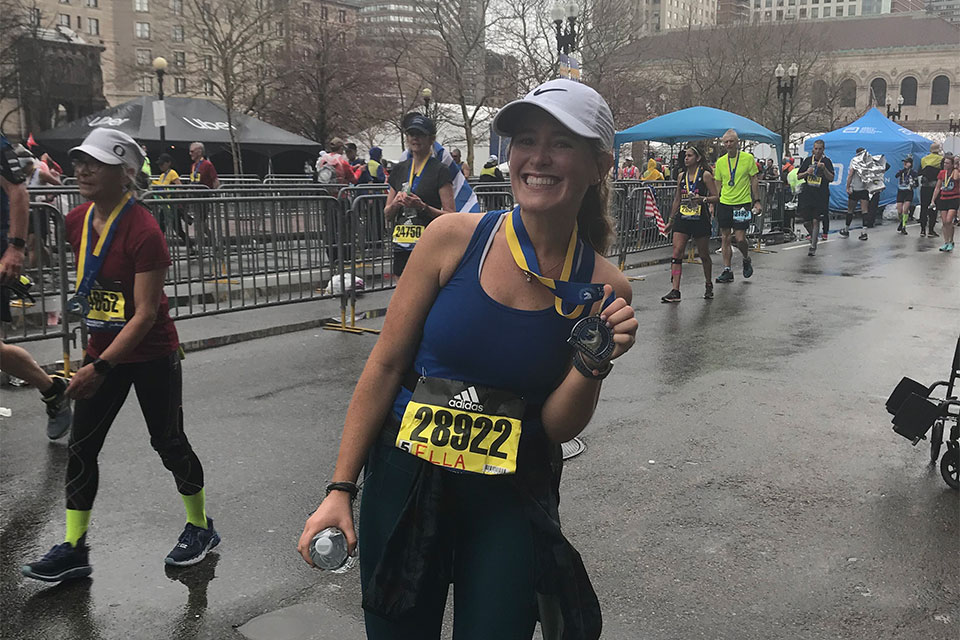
[1,222,958,640]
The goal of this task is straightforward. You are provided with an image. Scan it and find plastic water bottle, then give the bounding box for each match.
[309,527,355,573]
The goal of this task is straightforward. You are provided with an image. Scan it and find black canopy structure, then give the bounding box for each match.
[35,96,320,175]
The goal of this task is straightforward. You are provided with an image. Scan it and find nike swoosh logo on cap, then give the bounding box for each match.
[533,88,567,96]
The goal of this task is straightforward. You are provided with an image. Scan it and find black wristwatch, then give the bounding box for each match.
[572,351,613,380]
[7,236,25,249]
[92,358,113,375]
[326,481,359,500]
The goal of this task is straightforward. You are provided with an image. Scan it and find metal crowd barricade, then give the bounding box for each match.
[263,174,316,185]
[141,194,344,320]
[476,191,514,212]
[2,203,76,376]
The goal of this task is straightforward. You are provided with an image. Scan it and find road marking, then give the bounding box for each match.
[783,239,834,251]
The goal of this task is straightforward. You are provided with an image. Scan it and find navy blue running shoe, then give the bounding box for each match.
[22,536,92,582]
[165,518,220,567]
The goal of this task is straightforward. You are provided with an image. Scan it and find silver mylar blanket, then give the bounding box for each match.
[849,150,887,194]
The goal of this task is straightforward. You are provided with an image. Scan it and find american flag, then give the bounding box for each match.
[643,187,667,237]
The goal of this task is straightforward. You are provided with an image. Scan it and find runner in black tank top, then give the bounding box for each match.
[662,144,719,302]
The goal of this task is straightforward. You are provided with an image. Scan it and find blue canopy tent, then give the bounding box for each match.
[803,108,933,211]
[614,106,783,166]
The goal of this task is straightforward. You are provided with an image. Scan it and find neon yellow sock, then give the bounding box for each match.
[181,489,207,528]
[65,509,91,546]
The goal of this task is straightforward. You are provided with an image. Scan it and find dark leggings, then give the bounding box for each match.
[66,352,204,511]
[359,441,538,640]
[920,186,937,233]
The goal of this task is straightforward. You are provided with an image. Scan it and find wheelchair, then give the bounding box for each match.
[885,335,960,490]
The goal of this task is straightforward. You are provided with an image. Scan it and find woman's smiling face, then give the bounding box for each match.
[508,106,599,215]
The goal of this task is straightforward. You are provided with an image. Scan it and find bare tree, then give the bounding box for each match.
[185,0,283,173]
[260,17,393,147]
[409,0,501,169]
[489,0,559,88]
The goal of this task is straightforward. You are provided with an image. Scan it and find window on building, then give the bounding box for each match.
[823,7,830,16]
[175,77,186,93]
[87,0,98,6]
[848,5,855,15]
[60,0,70,4]
[338,9,346,22]
[174,51,185,67]
[799,7,806,16]
[811,7,818,16]
[171,0,182,14]
[839,78,857,107]
[136,22,151,38]
[338,31,346,44]
[869,77,887,106]
[138,76,154,93]
[931,75,950,105]
[134,0,148,11]
[76,15,81,28]
[59,13,71,25]
[29,8,41,25]
[836,5,842,14]
[203,80,214,96]
[203,55,212,71]
[900,76,918,106]
[321,6,328,19]
[173,25,184,41]
[88,17,99,34]
[136,48,151,65]
[275,21,284,36]
[302,2,309,13]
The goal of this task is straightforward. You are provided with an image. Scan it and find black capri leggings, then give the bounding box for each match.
[66,352,204,511]
[359,439,538,640]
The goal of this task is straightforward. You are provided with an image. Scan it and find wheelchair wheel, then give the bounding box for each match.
[930,421,945,464]
[940,449,959,490]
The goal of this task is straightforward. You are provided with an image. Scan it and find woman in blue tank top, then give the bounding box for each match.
[299,80,638,640]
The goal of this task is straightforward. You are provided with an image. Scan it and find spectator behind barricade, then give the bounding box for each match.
[786,164,801,195]
[450,148,469,177]
[20,149,61,269]
[345,142,364,168]
[153,154,181,187]
[661,159,671,180]
[479,155,504,182]
[782,156,794,175]
[188,142,219,189]
[139,144,152,189]
[761,158,778,180]
[358,147,386,184]
[642,158,663,181]
[619,157,639,180]
[316,137,357,185]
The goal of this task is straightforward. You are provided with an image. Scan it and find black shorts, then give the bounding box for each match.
[849,190,869,202]
[392,248,412,278]
[797,202,826,222]
[715,202,752,231]
[936,197,959,212]
[672,212,711,238]
[896,190,914,204]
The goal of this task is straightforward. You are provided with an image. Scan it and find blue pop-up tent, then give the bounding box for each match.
[803,108,933,211]
[615,106,783,164]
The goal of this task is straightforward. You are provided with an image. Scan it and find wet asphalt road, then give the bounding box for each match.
[1,222,958,640]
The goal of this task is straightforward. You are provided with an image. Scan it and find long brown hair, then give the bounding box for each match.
[578,140,614,254]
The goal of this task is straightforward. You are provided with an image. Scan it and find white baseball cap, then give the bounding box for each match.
[493,79,615,150]
[70,128,144,172]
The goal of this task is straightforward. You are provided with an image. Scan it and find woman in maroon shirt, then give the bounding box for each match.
[22,128,220,583]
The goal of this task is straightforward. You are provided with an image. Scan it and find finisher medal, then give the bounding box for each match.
[66,295,90,316]
[567,315,615,363]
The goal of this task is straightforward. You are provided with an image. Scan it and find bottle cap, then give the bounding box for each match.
[314,536,333,555]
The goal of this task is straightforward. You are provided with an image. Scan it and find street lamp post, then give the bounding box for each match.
[775,62,798,159]
[421,87,432,116]
[551,2,579,77]
[887,94,905,121]
[152,56,168,145]
[949,112,959,135]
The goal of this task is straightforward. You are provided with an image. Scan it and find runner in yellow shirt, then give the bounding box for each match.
[712,129,761,283]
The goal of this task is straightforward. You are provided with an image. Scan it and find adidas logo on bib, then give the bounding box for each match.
[448,386,483,412]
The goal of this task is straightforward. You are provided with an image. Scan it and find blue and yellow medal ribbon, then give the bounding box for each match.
[684,168,700,197]
[504,206,608,319]
[75,193,135,300]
